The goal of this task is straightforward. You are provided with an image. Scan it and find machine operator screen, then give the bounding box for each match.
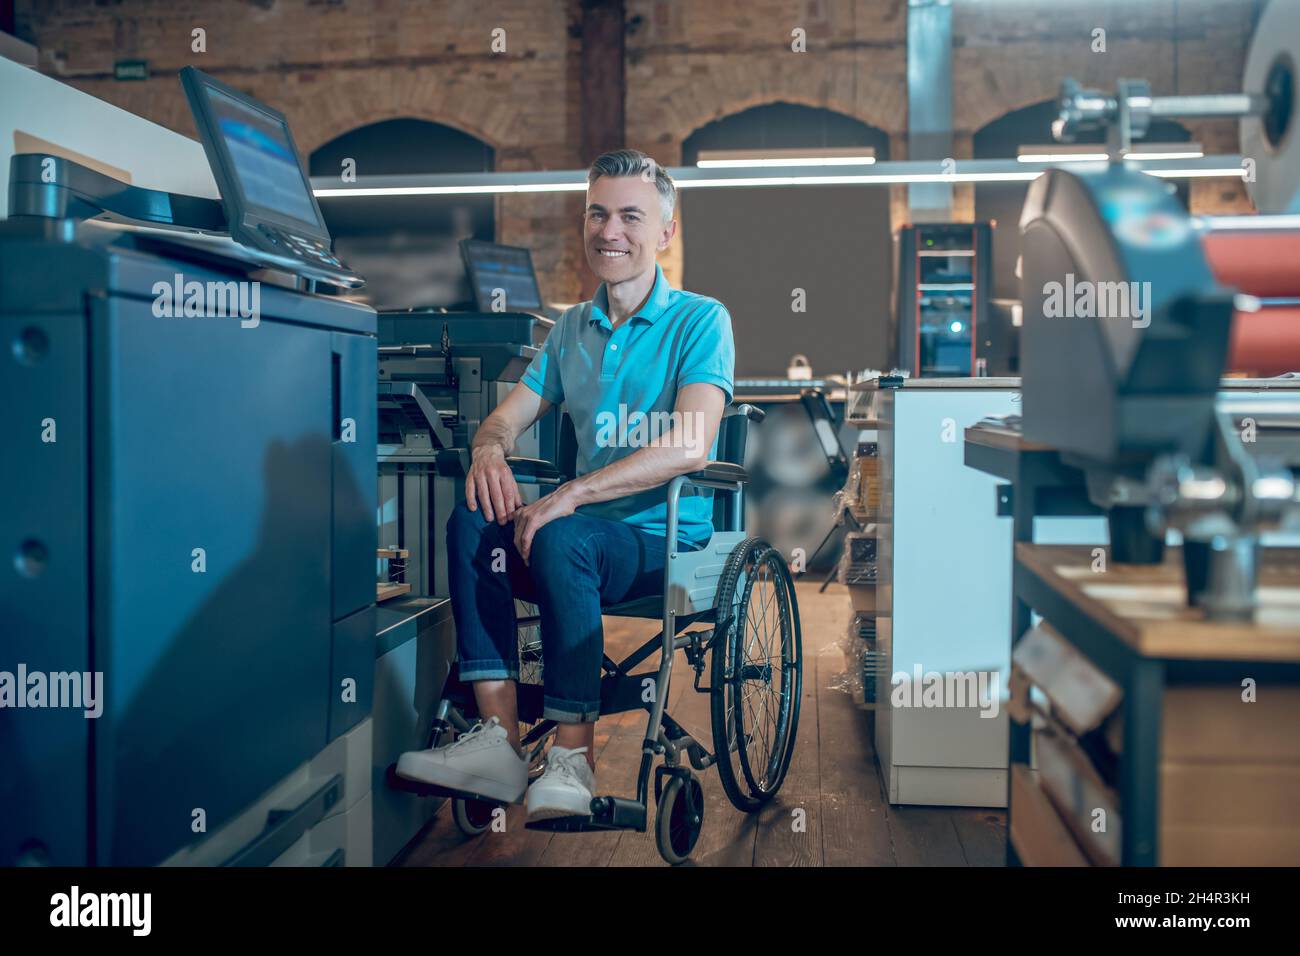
[464,241,544,312]
[206,86,322,230]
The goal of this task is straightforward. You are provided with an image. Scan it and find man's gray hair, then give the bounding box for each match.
[587,149,676,224]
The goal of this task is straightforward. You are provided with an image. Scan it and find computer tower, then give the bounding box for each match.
[895,222,993,377]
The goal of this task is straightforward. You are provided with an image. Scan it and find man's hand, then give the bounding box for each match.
[513,485,580,564]
[465,380,552,524]
[466,445,523,524]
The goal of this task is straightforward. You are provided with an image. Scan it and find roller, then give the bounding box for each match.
[1197,222,1300,375]
[1201,225,1300,297]
[1227,303,1300,377]
[1240,0,1300,215]
[1220,1,1300,375]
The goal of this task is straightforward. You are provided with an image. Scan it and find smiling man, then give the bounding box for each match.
[395,149,736,821]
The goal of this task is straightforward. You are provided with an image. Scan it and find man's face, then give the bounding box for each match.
[584,174,674,285]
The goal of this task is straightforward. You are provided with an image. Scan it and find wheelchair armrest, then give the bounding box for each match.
[727,403,765,424]
[506,456,564,483]
[435,448,565,484]
[684,460,749,485]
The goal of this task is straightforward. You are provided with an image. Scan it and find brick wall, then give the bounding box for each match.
[14,0,1265,300]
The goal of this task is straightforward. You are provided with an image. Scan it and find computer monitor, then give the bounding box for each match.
[460,239,544,313]
[180,66,330,243]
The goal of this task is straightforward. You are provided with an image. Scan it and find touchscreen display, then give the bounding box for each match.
[465,242,543,311]
[207,86,321,229]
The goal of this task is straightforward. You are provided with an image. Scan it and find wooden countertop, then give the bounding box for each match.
[1016,543,1300,661]
[963,424,1056,453]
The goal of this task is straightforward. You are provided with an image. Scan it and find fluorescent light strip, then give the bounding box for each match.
[1145,168,1245,179]
[1017,152,1110,163]
[1018,152,1205,163]
[696,147,876,168]
[674,172,1041,186]
[697,156,877,168]
[314,167,1244,198]
[313,182,586,197]
[1127,151,1205,161]
[1017,146,1204,163]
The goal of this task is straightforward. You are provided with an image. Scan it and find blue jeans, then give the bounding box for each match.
[446,501,678,722]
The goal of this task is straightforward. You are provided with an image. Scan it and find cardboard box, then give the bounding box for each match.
[1013,623,1121,737]
[855,445,880,515]
[1008,665,1031,726]
[1160,763,1300,829]
[1161,825,1300,866]
[847,584,876,613]
[1009,764,1090,866]
[1162,685,1300,763]
[1014,625,1300,865]
[1036,726,1121,866]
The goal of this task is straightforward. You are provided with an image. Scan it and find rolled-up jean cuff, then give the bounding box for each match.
[543,696,601,723]
[459,661,520,682]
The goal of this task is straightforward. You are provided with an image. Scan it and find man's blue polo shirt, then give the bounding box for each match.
[520,264,735,549]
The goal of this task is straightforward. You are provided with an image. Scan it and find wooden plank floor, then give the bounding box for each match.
[397,582,1006,867]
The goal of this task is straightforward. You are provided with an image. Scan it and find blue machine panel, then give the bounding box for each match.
[331,330,378,621]
[329,605,375,741]
[0,291,92,866]
[0,234,377,865]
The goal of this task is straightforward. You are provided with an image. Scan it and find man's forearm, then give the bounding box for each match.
[471,413,519,459]
[564,439,701,508]
[561,383,725,508]
[471,383,551,460]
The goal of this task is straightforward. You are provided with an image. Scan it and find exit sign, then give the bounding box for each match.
[114,59,149,81]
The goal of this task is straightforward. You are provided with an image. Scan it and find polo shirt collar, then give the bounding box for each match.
[590,264,671,328]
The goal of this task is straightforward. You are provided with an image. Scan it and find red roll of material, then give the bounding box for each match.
[1202,226,1300,375]
[1228,305,1300,377]
[1203,229,1300,298]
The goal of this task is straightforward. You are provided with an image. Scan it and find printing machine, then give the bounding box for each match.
[365,308,570,857]
[0,60,565,867]
[1020,0,1300,620]
[0,57,581,866]
[0,65,398,867]
[0,221,382,866]
[374,308,559,597]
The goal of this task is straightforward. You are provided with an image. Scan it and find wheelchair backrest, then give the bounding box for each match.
[716,405,754,466]
[558,412,578,478]
[714,404,762,531]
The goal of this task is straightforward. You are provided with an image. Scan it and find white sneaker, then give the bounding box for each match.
[395,716,528,804]
[526,745,596,821]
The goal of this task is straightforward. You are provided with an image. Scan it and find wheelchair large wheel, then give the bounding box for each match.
[515,599,554,776]
[709,538,803,813]
[516,599,544,687]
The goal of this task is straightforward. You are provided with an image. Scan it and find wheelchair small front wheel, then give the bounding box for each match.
[452,798,500,836]
[710,538,803,813]
[655,774,704,865]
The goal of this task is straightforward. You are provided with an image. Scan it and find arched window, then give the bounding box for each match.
[680,103,892,377]
[309,119,495,310]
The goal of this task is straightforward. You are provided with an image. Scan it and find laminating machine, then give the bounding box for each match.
[1020,0,1300,620]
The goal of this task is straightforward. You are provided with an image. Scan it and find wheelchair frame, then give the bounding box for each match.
[389,404,802,861]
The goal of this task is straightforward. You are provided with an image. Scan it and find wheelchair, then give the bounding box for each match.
[388,403,803,864]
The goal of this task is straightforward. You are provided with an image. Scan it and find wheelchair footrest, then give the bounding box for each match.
[524,796,647,833]
[384,763,509,806]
